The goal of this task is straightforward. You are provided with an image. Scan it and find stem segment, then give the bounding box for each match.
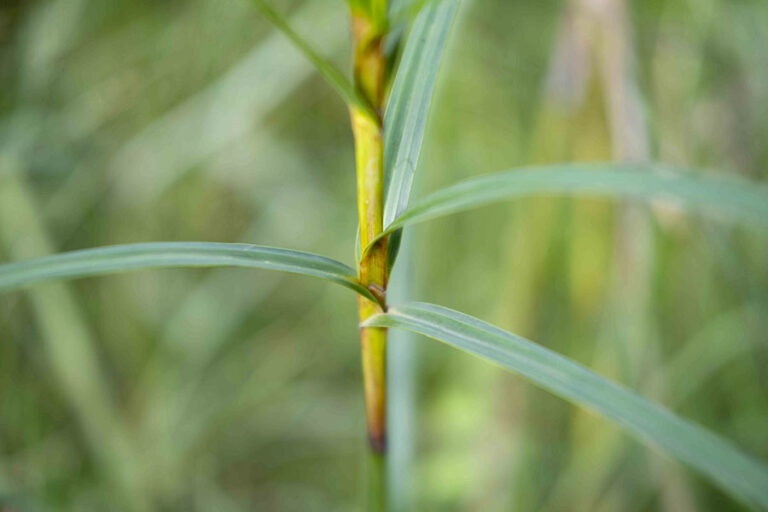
[350,5,389,455]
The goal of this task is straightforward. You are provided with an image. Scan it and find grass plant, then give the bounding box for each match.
[1,0,768,510]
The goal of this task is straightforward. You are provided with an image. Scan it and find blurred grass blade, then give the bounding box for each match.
[367,163,768,253]
[0,172,150,511]
[387,0,417,19]
[363,302,768,509]
[383,0,458,267]
[247,0,375,116]
[0,242,379,303]
[385,230,417,511]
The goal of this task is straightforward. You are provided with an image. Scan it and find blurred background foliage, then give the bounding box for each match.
[1,0,767,510]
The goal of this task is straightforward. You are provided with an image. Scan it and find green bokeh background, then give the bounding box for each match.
[1,0,767,510]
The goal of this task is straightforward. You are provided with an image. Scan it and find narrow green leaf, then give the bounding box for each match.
[365,163,768,254]
[247,0,376,117]
[0,242,379,304]
[384,0,457,222]
[382,0,458,268]
[364,302,768,509]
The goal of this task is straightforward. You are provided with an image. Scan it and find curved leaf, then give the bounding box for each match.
[382,0,458,269]
[383,0,458,224]
[364,302,768,509]
[366,163,768,254]
[0,242,379,304]
[247,0,375,117]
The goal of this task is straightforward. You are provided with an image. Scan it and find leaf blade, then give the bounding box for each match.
[365,163,768,254]
[247,0,375,117]
[384,0,457,223]
[364,302,768,509]
[382,0,458,268]
[0,242,378,303]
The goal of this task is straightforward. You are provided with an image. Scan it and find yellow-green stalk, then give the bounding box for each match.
[349,1,389,454]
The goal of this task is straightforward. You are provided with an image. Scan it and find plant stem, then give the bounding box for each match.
[352,111,388,442]
[367,451,387,511]
[350,4,389,457]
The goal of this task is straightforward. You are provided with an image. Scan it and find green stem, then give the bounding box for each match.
[351,60,388,455]
[349,0,390,492]
[367,450,387,512]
